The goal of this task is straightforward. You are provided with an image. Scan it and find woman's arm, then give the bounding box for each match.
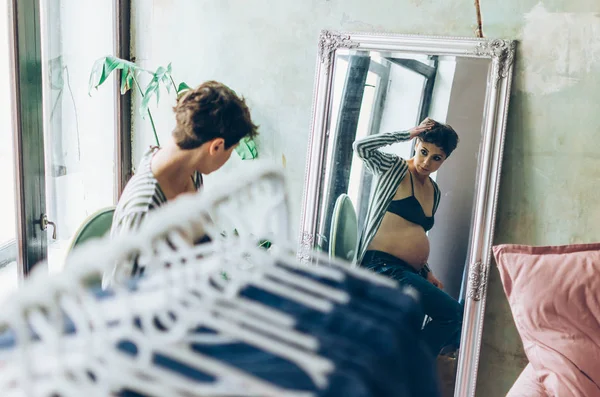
[352,130,412,175]
[352,119,435,175]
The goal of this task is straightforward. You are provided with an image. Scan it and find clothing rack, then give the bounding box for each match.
[0,161,441,397]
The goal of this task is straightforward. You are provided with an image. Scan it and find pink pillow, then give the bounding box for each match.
[507,364,547,397]
[493,244,600,397]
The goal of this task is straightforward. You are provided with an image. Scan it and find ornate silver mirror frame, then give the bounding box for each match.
[298,30,516,397]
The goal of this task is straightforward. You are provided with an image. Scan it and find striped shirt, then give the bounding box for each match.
[111,147,203,238]
[353,130,440,263]
[105,147,202,283]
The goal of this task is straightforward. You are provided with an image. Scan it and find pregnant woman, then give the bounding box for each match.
[353,118,463,357]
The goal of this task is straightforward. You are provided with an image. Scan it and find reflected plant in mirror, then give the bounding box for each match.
[299,31,516,397]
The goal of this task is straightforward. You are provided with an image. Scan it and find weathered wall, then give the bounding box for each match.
[131,1,600,395]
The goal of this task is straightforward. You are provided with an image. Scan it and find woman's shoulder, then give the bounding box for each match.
[134,146,159,171]
[142,145,160,159]
[390,155,408,170]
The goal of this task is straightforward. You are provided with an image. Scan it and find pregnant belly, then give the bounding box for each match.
[367,214,430,269]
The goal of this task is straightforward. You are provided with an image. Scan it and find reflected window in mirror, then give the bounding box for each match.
[320,52,464,256]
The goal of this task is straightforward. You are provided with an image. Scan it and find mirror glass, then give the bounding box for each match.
[313,48,493,391]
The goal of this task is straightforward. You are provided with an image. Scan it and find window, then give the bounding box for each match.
[0,0,18,302]
[41,0,118,273]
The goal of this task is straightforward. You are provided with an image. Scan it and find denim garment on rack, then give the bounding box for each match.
[136,297,402,397]
[296,324,407,396]
[0,317,379,397]
[193,325,402,397]
[121,319,374,395]
[239,285,398,356]
[245,284,439,395]
[0,317,370,397]
[272,264,425,342]
[116,331,373,397]
[272,264,441,397]
[279,262,421,319]
[265,266,424,349]
[192,331,375,396]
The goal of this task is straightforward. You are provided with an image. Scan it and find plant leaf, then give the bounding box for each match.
[140,76,160,117]
[154,65,172,92]
[140,63,176,117]
[88,56,139,96]
[163,63,173,92]
[120,67,135,95]
[162,74,172,93]
[48,56,65,91]
[176,82,192,99]
[234,136,258,160]
[88,58,106,94]
[258,240,272,249]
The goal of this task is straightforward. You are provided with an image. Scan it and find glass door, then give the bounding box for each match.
[8,0,123,279]
[40,0,118,273]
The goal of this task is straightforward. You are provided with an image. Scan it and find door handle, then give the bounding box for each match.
[38,213,57,240]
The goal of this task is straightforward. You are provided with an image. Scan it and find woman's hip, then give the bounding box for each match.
[361,250,428,279]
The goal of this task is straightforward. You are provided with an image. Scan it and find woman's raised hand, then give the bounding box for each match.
[409,118,436,139]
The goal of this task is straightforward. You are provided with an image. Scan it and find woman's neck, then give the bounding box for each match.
[151,143,197,198]
[408,158,429,185]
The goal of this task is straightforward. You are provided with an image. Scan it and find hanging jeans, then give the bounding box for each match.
[361,250,463,356]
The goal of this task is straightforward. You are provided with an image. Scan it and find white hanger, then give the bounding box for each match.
[1,253,332,395]
[188,249,337,313]
[1,239,319,396]
[114,253,336,388]
[0,274,180,397]
[151,179,354,310]
[0,270,315,397]
[97,237,325,355]
[113,269,333,391]
[151,260,321,351]
[117,174,350,315]
[155,233,332,322]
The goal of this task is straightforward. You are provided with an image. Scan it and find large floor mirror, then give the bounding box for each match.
[298,31,516,397]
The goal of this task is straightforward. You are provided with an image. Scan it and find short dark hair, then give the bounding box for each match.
[172,81,259,149]
[417,120,459,157]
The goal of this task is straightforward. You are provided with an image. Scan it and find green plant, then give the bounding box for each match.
[221,229,272,250]
[88,56,257,159]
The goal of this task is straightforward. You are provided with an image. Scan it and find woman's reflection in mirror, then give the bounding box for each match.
[353,118,463,358]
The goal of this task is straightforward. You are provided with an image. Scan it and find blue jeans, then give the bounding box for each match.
[244,261,443,397]
[116,326,373,397]
[362,250,464,356]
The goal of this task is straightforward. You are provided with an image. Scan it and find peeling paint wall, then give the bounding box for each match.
[131,1,600,395]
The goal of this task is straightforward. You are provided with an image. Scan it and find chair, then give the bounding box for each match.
[328,194,358,263]
[67,207,115,255]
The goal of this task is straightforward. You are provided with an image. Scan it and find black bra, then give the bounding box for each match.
[387,171,435,231]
